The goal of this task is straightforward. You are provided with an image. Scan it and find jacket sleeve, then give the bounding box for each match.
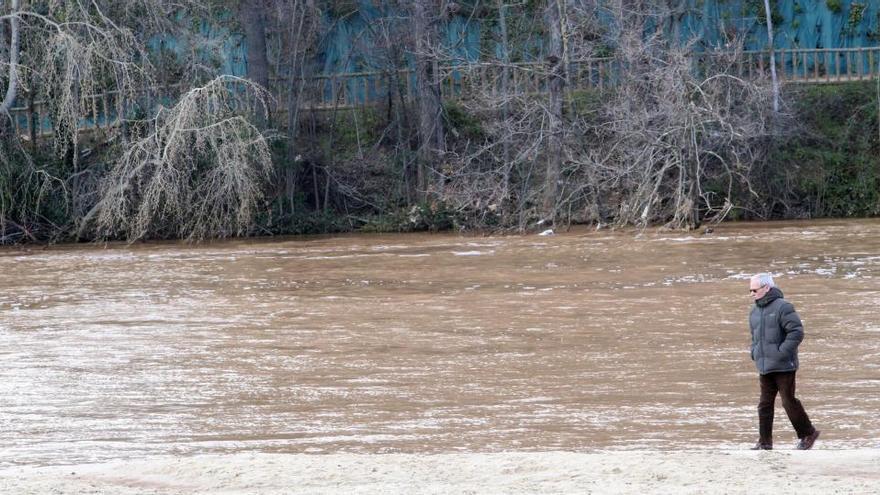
[778,302,804,356]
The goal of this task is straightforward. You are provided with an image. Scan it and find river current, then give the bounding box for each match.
[2,219,879,466]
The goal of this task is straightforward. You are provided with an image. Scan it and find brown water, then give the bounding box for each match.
[2,220,879,466]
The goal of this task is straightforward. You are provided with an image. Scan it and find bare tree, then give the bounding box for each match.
[238,1,270,89]
[0,0,170,239]
[428,1,779,231]
[0,1,297,242]
[90,76,274,240]
[496,0,511,184]
[542,0,567,223]
[250,0,319,216]
[762,0,779,112]
[413,0,445,201]
[0,0,801,242]
[595,35,778,229]
[0,0,20,116]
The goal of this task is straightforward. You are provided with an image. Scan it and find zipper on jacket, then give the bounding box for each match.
[758,305,766,374]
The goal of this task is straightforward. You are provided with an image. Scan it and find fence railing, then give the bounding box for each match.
[276,58,621,111]
[9,83,190,140]
[9,46,880,138]
[737,47,880,83]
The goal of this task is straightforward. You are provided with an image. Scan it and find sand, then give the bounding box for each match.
[2,450,879,494]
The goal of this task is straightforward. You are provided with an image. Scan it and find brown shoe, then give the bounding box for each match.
[796,430,820,450]
[750,442,773,450]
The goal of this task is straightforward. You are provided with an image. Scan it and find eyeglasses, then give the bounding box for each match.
[749,286,765,294]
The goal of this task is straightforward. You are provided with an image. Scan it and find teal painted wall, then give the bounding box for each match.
[251,0,880,76]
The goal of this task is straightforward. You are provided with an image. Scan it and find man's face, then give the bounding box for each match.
[749,279,770,301]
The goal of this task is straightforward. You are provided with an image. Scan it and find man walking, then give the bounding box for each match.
[748,273,820,450]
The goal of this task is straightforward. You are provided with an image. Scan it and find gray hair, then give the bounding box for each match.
[751,273,776,288]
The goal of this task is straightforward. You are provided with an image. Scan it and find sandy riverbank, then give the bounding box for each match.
[2,450,878,494]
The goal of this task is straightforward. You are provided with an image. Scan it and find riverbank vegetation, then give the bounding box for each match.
[1,1,879,244]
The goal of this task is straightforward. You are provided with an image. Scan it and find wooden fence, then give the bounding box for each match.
[738,47,880,83]
[9,46,880,138]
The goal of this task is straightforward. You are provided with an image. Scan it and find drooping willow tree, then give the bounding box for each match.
[1,0,141,240]
[90,76,274,240]
[0,0,276,242]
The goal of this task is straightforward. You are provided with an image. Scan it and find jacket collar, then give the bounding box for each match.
[756,287,784,308]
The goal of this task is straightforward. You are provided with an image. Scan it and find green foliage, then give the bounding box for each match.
[0,146,70,243]
[594,43,615,58]
[358,202,455,233]
[444,101,485,141]
[568,89,603,116]
[789,148,880,216]
[324,0,360,19]
[406,202,455,231]
[483,1,550,63]
[319,107,383,160]
[748,0,784,26]
[826,0,843,14]
[846,3,866,34]
[771,82,880,217]
[259,207,348,235]
[523,0,544,15]
[357,210,412,233]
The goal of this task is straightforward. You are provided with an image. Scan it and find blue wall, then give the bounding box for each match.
[255,0,880,76]
[680,0,880,50]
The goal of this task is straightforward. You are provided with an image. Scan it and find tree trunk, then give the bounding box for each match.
[763,0,779,113]
[284,1,310,214]
[413,0,444,202]
[665,0,687,47]
[497,0,511,198]
[542,0,565,223]
[285,68,301,214]
[239,1,271,125]
[0,0,20,115]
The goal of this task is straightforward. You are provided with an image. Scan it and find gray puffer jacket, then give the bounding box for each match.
[749,287,804,375]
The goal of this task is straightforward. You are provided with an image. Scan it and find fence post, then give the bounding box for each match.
[825,51,830,82]
[859,48,865,80]
[802,51,808,81]
[90,95,98,132]
[835,51,842,80]
[778,49,785,81]
[362,76,369,106]
[814,50,820,80]
[27,95,37,149]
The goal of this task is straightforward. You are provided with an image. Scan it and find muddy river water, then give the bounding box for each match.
[1,220,879,466]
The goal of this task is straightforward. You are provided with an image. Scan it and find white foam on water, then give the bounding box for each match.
[452,251,494,256]
[304,253,391,260]
[651,236,700,242]
[370,245,410,251]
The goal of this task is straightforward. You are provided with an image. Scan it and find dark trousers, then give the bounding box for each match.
[758,371,815,444]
